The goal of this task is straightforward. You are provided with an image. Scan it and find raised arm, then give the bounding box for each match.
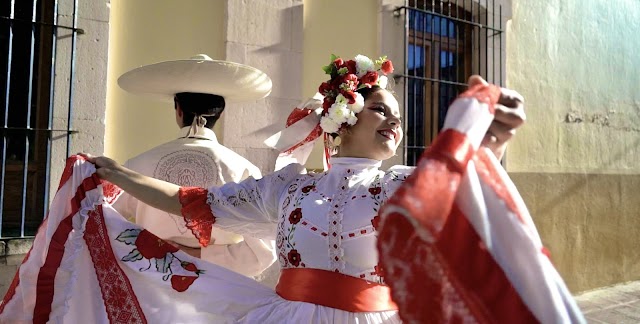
[88,155,183,215]
[87,154,305,246]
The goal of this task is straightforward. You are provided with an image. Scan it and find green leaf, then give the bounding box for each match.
[330,54,338,62]
[322,65,332,74]
[155,254,174,273]
[121,248,143,262]
[115,228,142,245]
[337,67,348,75]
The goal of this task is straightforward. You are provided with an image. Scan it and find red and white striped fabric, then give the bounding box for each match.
[0,156,278,323]
[377,84,585,323]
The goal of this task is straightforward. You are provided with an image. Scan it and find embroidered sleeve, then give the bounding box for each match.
[179,187,214,247]
[204,163,306,240]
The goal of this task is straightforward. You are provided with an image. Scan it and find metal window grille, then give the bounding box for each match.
[0,0,82,238]
[396,0,504,166]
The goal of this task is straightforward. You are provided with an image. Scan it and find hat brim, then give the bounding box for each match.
[118,59,272,103]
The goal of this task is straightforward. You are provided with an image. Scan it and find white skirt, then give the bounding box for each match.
[0,156,400,324]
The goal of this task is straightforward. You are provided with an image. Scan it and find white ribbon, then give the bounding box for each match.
[185,113,216,138]
[264,94,326,170]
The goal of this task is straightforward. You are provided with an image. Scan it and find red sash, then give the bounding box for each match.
[275,268,398,313]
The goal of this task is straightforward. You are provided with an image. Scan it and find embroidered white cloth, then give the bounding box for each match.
[113,126,276,277]
[0,156,399,323]
[376,84,586,323]
[0,85,584,323]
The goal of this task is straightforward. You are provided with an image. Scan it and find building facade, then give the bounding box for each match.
[1,0,638,294]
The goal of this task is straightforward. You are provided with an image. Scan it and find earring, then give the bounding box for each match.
[333,135,342,147]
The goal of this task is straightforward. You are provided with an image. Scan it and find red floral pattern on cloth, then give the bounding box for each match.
[100,180,123,205]
[376,86,539,323]
[115,228,205,292]
[178,186,215,247]
[84,206,147,324]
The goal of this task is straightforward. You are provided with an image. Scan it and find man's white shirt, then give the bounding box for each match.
[113,127,276,277]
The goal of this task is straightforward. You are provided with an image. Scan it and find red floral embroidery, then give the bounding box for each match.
[301,185,315,193]
[369,187,382,196]
[171,275,198,292]
[135,230,179,259]
[100,180,122,205]
[279,252,289,267]
[371,215,381,230]
[116,227,205,293]
[178,186,214,247]
[288,208,303,224]
[288,249,302,267]
[181,261,198,272]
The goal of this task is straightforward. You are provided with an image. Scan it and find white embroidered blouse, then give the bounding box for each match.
[181,157,414,283]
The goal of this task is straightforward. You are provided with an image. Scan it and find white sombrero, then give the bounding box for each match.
[118,54,272,103]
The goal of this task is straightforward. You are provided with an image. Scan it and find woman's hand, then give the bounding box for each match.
[468,76,526,160]
[82,154,123,182]
[81,153,183,215]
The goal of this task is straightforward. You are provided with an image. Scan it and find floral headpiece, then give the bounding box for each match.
[317,54,394,133]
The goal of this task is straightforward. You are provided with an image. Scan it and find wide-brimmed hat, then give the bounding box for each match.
[118,54,272,103]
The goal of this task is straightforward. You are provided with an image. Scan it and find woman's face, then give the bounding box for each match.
[338,89,403,161]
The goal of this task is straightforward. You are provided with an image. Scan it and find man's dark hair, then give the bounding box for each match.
[174,92,226,128]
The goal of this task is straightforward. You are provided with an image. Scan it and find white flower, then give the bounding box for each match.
[320,116,340,133]
[378,75,389,89]
[355,54,374,77]
[349,92,365,113]
[328,102,350,123]
[346,112,358,126]
[335,93,348,105]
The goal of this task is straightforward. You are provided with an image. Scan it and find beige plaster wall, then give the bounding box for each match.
[506,0,640,174]
[50,0,110,200]
[302,0,380,170]
[506,0,640,292]
[105,0,226,163]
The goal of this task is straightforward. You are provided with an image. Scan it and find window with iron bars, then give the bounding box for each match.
[0,0,80,238]
[400,0,504,166]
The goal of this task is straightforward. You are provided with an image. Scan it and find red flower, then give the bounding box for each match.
[171,275,198,292]
[337,73,359,92]
[360,71,379,87]
[381,60,394,75]
[333,58,344,68]
[181,261,198,272]
[369,187,382,196]
[288,249,302,267]
[135,230,179,259]
[341,90,357,104]
[318,82,333,96]
[345,60,357,74]
[289,208,302,224]
[371,215,381,230]
[301,185,315,193]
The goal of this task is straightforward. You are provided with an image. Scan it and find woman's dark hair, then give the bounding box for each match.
[174,92,226,128]
[356,85,384,101]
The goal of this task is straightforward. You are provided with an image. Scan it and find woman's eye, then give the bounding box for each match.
[372,107,385,114]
